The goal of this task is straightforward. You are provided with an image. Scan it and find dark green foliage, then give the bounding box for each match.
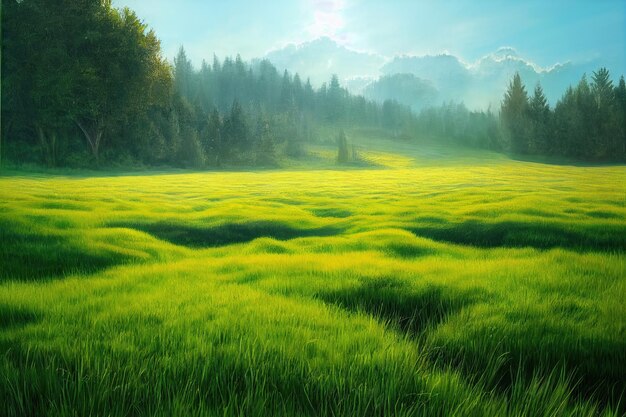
[1,0,171,166]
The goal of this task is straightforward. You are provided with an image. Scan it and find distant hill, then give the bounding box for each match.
[383,47,603,108]
[265,37,385,86]
[265,39,618,110]
[362,74,438,111]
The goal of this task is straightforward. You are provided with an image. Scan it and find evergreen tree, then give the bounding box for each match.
[200,108,222,165]
[174,46,194,102]
[292,74,304,108]
[197,60,214,112]
[279,70,294,112]
[222,100,248,162]
[303,78,315,112]
[575,75,596,157]
[501,72,530,154]
[591,68,617,158]
[528,83,551,154]
[327,75,345,123]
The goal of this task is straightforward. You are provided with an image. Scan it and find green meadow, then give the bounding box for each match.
[1,141,625,416]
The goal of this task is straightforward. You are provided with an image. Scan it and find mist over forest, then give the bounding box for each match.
[1,0,625,169]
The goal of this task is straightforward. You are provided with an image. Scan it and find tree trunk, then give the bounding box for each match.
[37,125,56,167]
[75,119,104,162]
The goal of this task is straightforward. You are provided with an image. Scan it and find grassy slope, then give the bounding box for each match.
[0,141,625,416]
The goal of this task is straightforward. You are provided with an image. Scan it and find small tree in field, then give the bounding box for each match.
[337,129,349,163]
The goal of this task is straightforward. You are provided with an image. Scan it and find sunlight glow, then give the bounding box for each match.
[308,0,347,42]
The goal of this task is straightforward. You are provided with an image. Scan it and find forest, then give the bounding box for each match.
[2,0,625,169]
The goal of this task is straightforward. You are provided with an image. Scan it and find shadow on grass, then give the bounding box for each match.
[510,153,626,167]
[0,304,40,330]
[110,220,342,248]
[0,220,129,281]
[430,324,626,415]
[318,277,483,335]
[408,220,626,252]
[309,208,353,218]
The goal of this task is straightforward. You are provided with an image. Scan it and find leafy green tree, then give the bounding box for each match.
[2,0,74,165]
[69,4,170,162]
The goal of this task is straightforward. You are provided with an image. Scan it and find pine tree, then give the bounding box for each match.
[303,78,315,112]
[222,100,248,162]
[174,47,194,102]
[591,68,614,109]
[279,70,294,112]
[500,72,530,154]
[327,75,344,123]
[575,75,596,157]
[553,86,578,157]
[528,83,551,154]
[591,67,617,158]
[292,74,304,108]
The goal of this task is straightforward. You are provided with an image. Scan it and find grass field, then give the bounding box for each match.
[1,141,625,416]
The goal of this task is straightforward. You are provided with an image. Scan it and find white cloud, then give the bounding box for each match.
[307,0,350,43]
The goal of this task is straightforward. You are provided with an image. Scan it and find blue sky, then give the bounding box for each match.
[112,0,625,71]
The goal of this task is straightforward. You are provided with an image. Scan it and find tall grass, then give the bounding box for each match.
[0,146,624,416]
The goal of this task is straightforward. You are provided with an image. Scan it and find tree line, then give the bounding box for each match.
[417,69,626,162]
[2,1,623,168]
[0,0,415,169]
[501,69,626,160]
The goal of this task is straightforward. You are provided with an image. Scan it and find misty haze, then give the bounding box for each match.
[1,1,625,416]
